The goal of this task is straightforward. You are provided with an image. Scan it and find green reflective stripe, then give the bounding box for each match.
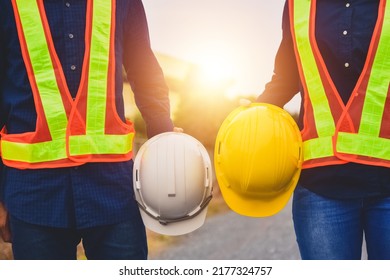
[69,134,134,155]
[2,139,66,163]
[17,0,67,139]
[338,132,390,160]
[358,5,390,137]
[337,3,390,158]
[6,0,132,164]
[293,2,335,138]
[86,0,111,135]
[16,0,68,139]
[303,136,334,161]
[10,0,68,162]
[69,0,134,157]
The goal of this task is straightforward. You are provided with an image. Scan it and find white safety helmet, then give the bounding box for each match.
[133,132,213,236]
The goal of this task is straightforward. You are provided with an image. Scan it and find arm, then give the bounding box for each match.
[256,1,300,107]
[123,0,174,138]
[0,6,11,243]
[0,3,6,201]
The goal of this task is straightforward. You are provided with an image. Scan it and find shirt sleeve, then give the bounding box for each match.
[0,6,5,129]
[122,0,174,138]
[0,7,5,201]
[0,160,3,201]
[256,1,300,108]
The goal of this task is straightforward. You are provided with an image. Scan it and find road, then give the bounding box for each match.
[150,200,301,260]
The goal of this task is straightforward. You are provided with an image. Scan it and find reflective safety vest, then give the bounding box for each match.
[1,0,135,169]
[289,0,390,169]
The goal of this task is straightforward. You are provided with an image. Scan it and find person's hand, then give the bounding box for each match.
[173,127,184,133]
[0,202,11,243]
[239,98,252,107]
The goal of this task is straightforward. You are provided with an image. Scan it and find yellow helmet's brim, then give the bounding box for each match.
[217,169,301,217]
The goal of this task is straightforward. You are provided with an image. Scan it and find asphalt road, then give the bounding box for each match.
[150,199,301,260]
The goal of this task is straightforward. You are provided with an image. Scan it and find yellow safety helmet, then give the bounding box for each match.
[214,103,302,217]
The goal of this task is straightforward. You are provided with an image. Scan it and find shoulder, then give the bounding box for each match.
[115,0,147,22]
[0,1,17,34]
[0,1,12,19]
[116,0,143,14]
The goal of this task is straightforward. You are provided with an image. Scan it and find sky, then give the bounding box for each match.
[133,3,297,256]
[141,0,302,111]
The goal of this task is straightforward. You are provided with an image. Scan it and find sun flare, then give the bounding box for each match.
[192,46,236,87]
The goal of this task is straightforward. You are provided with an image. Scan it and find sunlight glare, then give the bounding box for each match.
[193,47,236,88]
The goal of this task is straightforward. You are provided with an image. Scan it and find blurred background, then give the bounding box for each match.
[127,0,303,260]
[130,0,300,145]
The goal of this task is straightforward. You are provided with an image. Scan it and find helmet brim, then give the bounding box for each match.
[217,169,300,217]
[140,206,208,236]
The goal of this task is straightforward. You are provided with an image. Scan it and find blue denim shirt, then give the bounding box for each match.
[0,0,173,228]
[261,0,390,199]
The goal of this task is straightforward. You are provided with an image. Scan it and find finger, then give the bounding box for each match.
[0,227,12,243]
[173,127,184,133]
[239,98,252,107]
[0,203,11,243]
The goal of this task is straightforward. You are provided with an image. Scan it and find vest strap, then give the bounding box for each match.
[303,136,333,162]
[338,132,390,160]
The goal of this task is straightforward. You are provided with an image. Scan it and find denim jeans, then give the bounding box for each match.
[9,214,147,260]
[292,185,390,260]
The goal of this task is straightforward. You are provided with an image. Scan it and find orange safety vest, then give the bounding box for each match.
[1,0,135,169]
[289,0,390,169]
